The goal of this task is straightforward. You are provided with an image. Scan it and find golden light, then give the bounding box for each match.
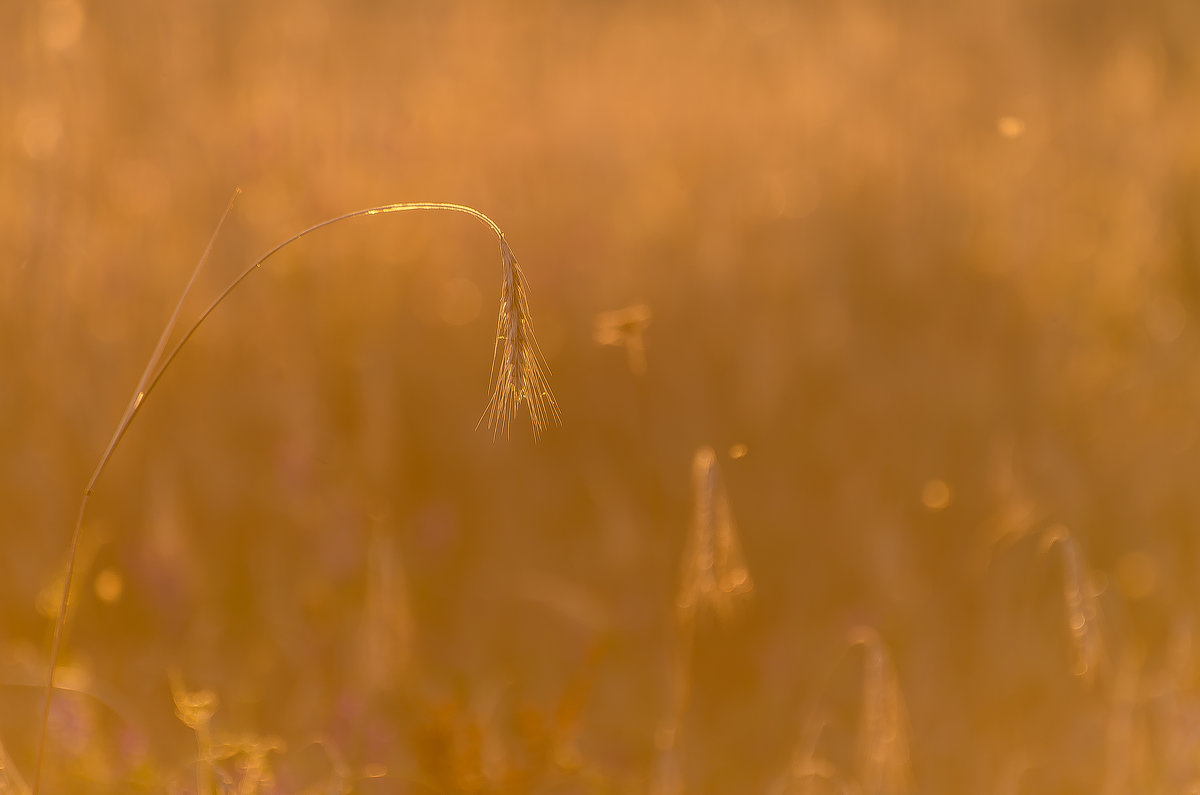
[921,479,952,512]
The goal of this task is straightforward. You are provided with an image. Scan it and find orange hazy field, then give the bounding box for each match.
[4,1,1200,792]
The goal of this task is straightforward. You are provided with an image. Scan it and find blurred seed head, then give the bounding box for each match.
[1039,525,1106,685]
[594,303,652,375]
[847,626,912,795]
[169,673,218,734]
[207,733,285,788]
[677,446,753,620]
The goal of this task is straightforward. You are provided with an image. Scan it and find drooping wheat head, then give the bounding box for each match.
[483,236,560,438]
[32,198,559,795]
[170,673,285,794]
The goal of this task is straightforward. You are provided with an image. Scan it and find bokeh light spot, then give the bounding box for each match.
[921,479,951,512]
[41,0,86,52]
[16,103,62,160]
[997,116,1026,138]
[94,568,124,603]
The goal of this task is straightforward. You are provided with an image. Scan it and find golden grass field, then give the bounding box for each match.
[4,0,1200,792]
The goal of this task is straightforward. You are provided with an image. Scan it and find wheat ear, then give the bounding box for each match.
[32,196,557,794]
[482,236,560,438]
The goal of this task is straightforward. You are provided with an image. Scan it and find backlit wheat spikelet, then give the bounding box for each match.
[594,303,652,375]
[484,236,560,437]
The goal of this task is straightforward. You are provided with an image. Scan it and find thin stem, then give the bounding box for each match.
[653,608,695,795]
[140,203,506,405]
[32,200,515,794]
[33,188,240,795]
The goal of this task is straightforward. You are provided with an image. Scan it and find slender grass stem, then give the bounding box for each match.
[32,189,240,795]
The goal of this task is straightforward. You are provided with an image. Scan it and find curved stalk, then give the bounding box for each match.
[32,197,557,794]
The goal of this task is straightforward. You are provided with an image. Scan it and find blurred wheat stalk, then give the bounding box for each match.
[654,445,754,795]
[774,628,913,795]
[1039,524,1105,685]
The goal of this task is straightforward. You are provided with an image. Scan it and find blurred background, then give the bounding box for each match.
[4,0,1200,792]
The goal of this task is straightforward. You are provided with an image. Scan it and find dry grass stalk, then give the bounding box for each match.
[594,303,652,375]
[777,631,911,795]
[847,627,912,795]
[1039,525,1105,684]
[33,196,557,794]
